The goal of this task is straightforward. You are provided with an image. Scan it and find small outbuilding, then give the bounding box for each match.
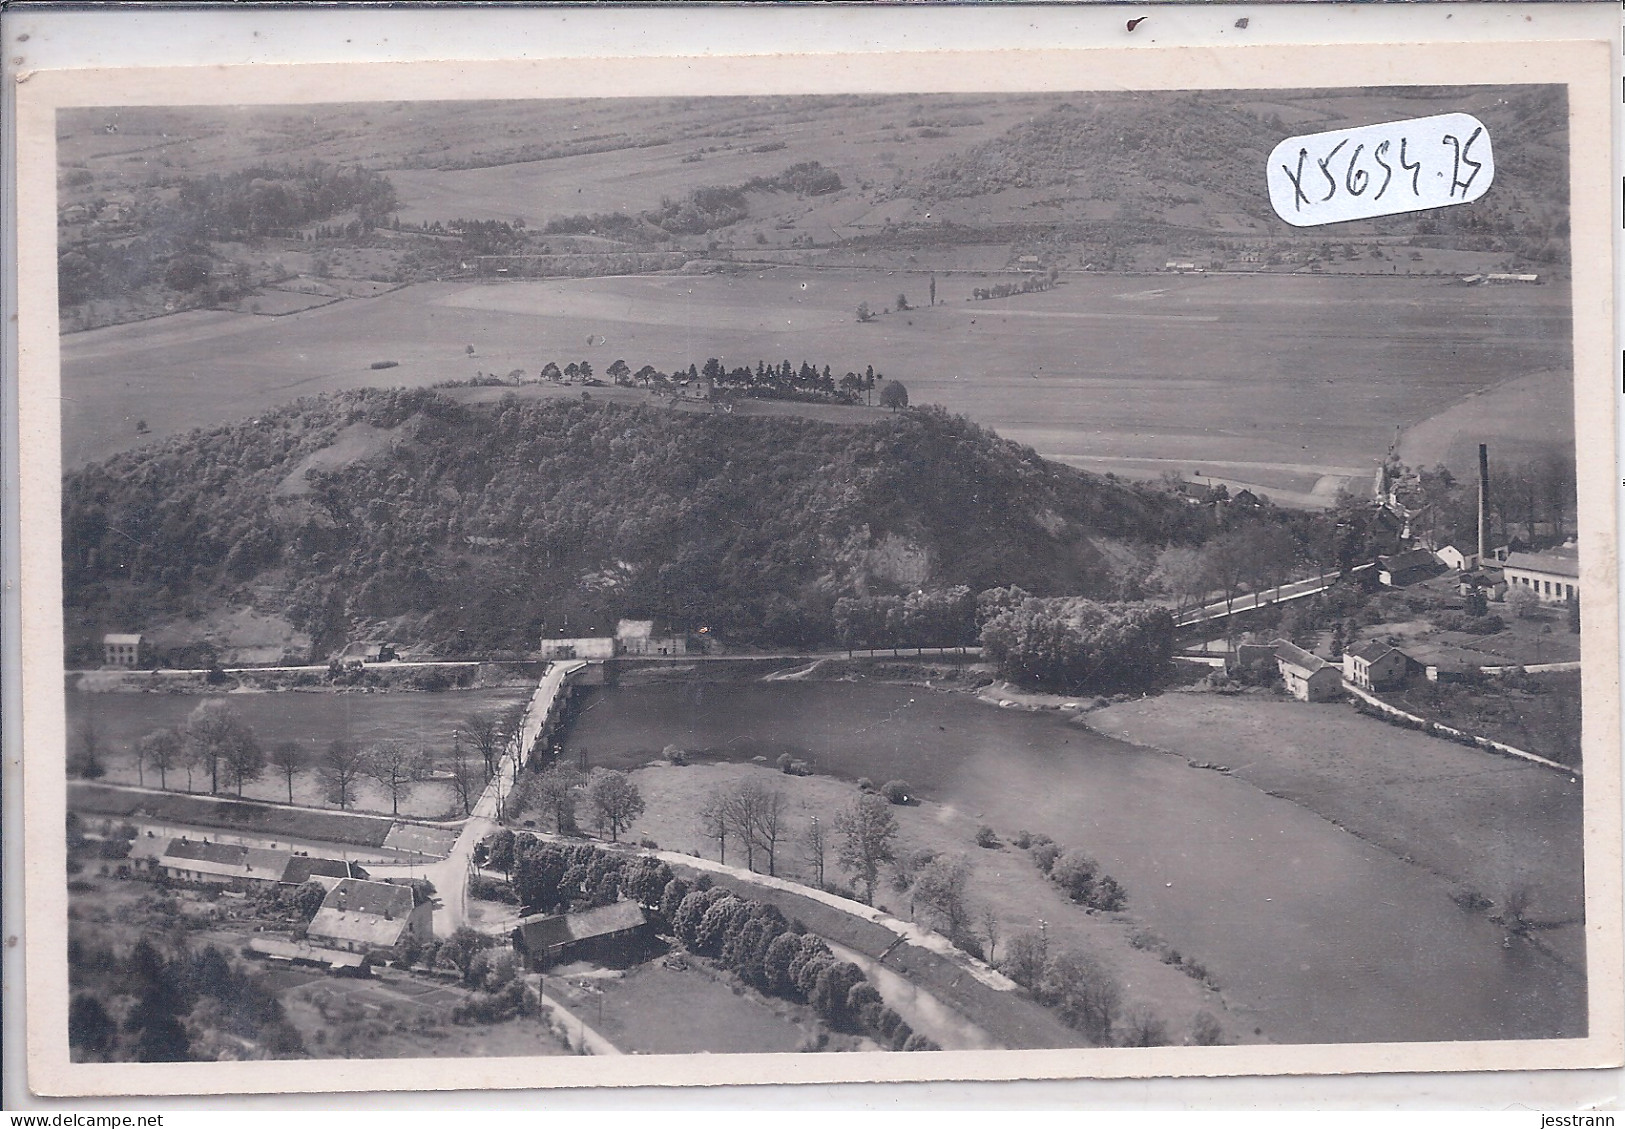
[1274,641,1343,702]
[1377,549,1439,587]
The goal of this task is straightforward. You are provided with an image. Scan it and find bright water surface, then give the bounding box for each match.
[562,681,1586,1045]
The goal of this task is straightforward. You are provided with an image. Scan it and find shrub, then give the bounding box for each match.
[880,780,911,805]
[1012,830,1033,849]
[974,825,1000,848]
[468,876,517,904]
[856,777,875,793]
[1030,842,1061,874]
[1049,849,1099,902]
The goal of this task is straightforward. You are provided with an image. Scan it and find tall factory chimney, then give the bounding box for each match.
[1477,443,1490,565]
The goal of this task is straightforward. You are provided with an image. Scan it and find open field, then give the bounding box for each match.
[1397,366,1575,478]
[62,271,1572,508]
[545,957,824,1055]
[1085,692,1586,969]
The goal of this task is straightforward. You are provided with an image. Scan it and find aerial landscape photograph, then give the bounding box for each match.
[48,84,1588,1074]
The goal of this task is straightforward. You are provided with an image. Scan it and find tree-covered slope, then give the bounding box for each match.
[63,390,1197,658]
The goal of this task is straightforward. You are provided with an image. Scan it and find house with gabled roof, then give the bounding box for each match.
[160,839,290,887]
[1274,641,1343,702]
[1343,640,1411,691]
[307,878,431,954]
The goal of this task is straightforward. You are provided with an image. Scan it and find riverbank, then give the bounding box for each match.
[1084,691,1586,971]
[588,760,1244,1049]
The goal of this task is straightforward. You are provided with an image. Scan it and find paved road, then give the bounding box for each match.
[1177,563,1375,629]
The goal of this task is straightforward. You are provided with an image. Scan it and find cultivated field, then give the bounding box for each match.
[61,271,1573,507]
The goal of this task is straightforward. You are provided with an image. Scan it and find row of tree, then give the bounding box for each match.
[93,703,520,817]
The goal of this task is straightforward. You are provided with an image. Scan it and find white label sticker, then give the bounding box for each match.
[1266,113,1494,227]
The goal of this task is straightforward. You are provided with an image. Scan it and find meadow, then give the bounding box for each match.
[60,269,1572,503]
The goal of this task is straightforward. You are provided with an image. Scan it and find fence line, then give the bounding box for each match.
[1342,681,1579,777]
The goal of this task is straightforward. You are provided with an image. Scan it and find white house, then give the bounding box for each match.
[1274,642,1343,702]
[1502,546,1579,603]
[537,636,617,661]
[103,633,143,667]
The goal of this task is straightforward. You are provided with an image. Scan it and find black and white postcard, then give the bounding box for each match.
[9,29,1621,1099]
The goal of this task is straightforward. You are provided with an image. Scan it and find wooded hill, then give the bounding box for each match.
[62,391,1202,660]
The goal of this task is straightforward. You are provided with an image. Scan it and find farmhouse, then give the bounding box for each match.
[307,878,431,954]
[1502,545,1580,603]
[281,855,367,889]
[103,633,142,667]
[1343,640,1411,691]
[160,839,291,887]
[1274,641,1343,702]
[1377,549,1438,587]
[512,901,652,970]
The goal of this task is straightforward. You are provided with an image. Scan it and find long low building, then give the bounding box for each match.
[1502,545,1580,603]
[157,837,365,889]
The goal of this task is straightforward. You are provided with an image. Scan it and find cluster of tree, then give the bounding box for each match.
[697,779,789,875]
[645,162,843,235]
[971,271,1056,301]
[507,765,645,841]
[664,882,937,1050]
[58,161,396,312]
[995,931,1133,1045]
[64,392,1199,657]
[1147,518,1306,618]
[832,586,976,653]
[446,218,529,256]
[1404,456,1578,554]
[977,589,1175,693]
[68,937,303,1063]
[172,163,397,240]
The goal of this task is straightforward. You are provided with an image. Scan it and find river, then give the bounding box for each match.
[561,680,1587,1046]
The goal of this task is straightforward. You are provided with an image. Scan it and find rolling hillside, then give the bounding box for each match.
[62,392,1201,661]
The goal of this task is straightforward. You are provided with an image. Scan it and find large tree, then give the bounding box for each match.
[534,764,583,834]
[184,701,255,794]
[587,770,645,842]
[138,727,182,790]
[834,794,899,904]
[220,729,265,798]
[266,741,308,804]
[463,712,505,776]
[317,738,369,811]
[366,741,430,816]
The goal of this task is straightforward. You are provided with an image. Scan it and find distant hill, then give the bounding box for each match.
[62,392,1200,660]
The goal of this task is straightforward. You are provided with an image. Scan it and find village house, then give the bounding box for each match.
[1274,641,1343,702]
[306,878,432,955]
[160,839,291,887]
[512,901,652,971]
[1377,549,1439,587]
[157,837,364,890]
[1343,640,1411,691]
[1502,545,1580,604]
[103,633,142,667]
